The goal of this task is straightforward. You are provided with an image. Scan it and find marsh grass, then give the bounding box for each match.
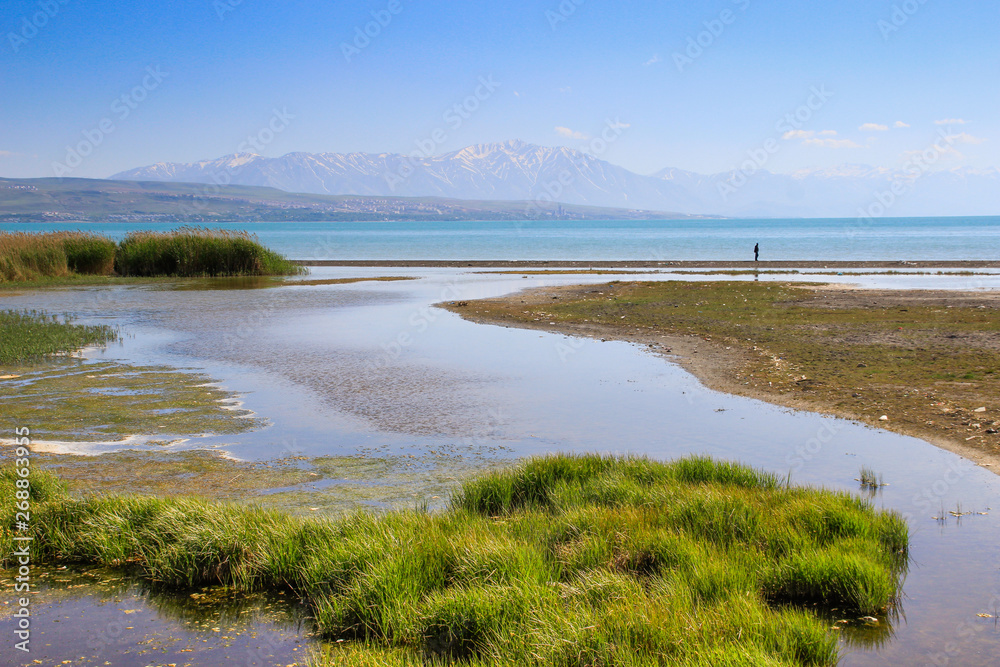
[0,228,301,282]
[0,231,116,281]
[115,227,302,277]
[62,234,117,274]
[0,454,908,666]
[0,310,119,364]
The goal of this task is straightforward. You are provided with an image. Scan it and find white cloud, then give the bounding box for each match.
[859,123,888,132]
[555,126,589,140]
[803,138,863,149]
[948,132,986,145]
[782,129,814,140]
[894,121,910,128]
[0,150,13,157]
[608,120,631,130]
[513,91,521,97]
[818,130,838,136]
[643,54,661,66]
[557,86,572,93]
[934,118,968,125]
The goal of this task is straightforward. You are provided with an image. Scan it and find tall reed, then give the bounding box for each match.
[114,227,302,277]
[0,231,115,281]
[1,228,301,282]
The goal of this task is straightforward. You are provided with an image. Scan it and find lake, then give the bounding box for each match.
[3,216,1000,261]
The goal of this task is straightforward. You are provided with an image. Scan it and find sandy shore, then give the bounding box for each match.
[444,283,1000,474]
[297,259,1000,269]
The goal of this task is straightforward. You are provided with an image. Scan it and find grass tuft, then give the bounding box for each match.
[762,546,898,615]
[857,466,886,490]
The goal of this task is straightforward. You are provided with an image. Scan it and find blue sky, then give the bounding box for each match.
[1,0,997,179]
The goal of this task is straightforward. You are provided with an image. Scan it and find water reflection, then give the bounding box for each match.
[0,565,316,666]
[2,268,999,666]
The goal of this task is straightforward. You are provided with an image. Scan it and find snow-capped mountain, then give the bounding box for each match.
[112,141,1000,217]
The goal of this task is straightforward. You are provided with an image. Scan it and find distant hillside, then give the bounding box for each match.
[112,140,1000,217]
[0,177,704,223]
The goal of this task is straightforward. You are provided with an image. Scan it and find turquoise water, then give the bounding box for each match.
[3,217,999,260]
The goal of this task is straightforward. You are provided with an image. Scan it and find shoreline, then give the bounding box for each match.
[442,283,1000,475]
[295,259,1000,269]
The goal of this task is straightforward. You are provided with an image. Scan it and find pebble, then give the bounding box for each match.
[879,415,889,421]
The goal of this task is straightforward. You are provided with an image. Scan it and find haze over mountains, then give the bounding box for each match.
[112,140,1000,218]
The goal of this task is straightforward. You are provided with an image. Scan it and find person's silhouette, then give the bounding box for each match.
[754,243,759,262]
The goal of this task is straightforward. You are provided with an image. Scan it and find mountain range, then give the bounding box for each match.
[1,176,688,223]
[112,140,1000,218]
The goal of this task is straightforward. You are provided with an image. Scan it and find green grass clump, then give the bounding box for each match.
[857,466,886,490]
[115,227,302,277]
[0,310,119,364]
[0,454,909,666]
[761,546,896,614]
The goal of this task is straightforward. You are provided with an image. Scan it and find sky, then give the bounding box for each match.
[1,0,998,180]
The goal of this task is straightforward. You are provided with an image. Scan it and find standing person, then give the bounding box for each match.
[754,243,759,262]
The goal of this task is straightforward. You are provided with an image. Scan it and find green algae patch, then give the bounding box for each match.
[261,453,514,516]
[9,449,511,516]
[28,449,314,500]
[0,358,262,443]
